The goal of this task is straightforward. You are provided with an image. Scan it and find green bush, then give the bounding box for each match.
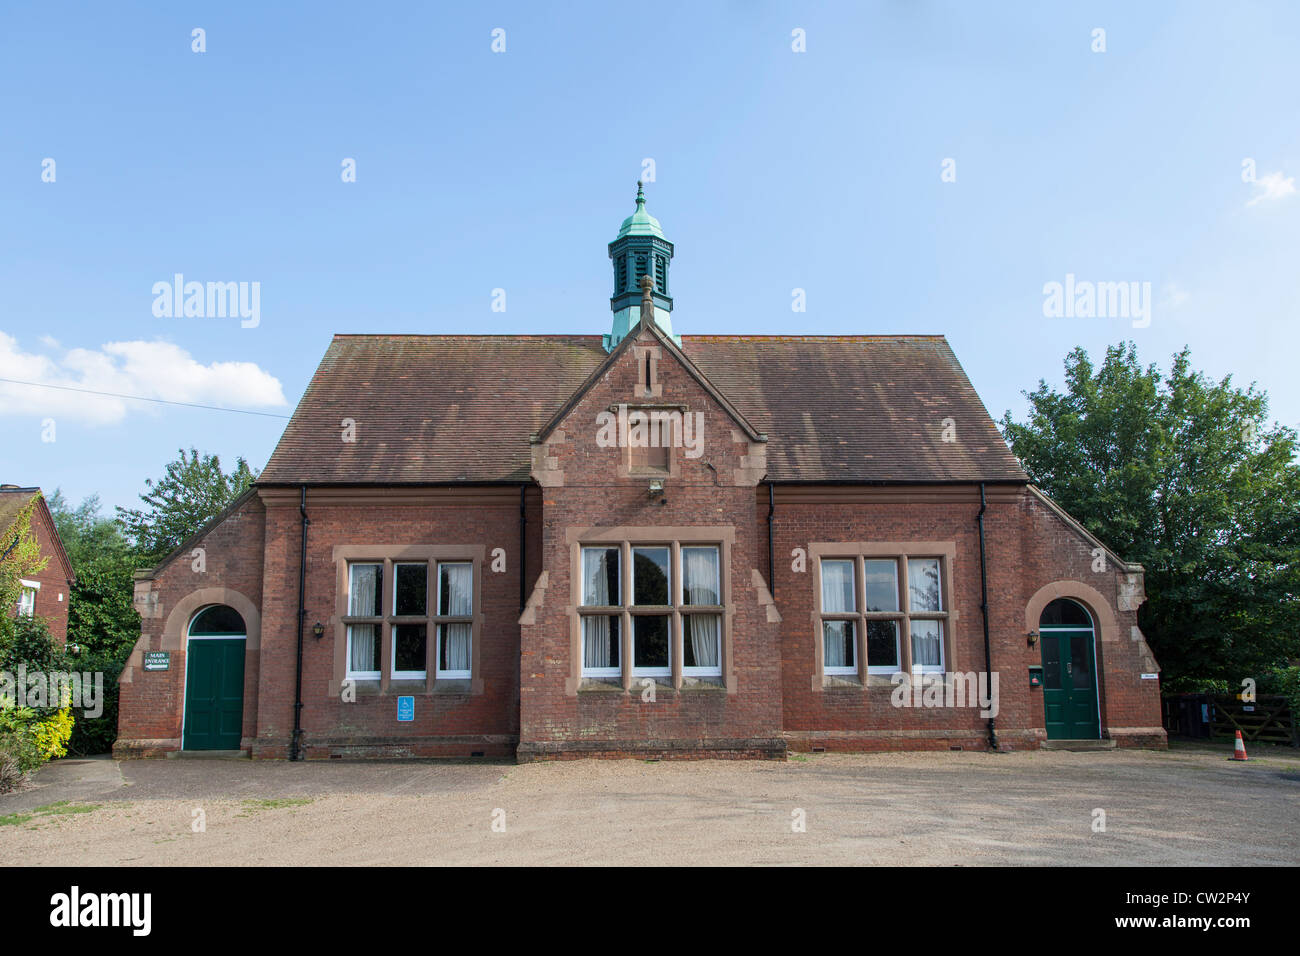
[0,703,73,792]
[66,649,125,757]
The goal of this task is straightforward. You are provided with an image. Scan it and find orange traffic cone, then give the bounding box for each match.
[1232,730,1248,761]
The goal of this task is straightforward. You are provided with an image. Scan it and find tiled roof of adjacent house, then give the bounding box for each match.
[0,485,42,532]
[258,332,1027,485]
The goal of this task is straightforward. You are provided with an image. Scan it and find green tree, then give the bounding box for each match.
[116,448,256,566]
[46,491,140,659]
[1001,342,1300,685]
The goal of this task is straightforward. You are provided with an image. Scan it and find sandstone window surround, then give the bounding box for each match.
[566,526,736,695]
[810,542,959,690]
[330,545,485,697]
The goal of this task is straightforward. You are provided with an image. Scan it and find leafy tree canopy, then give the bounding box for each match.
[1001,342,1300,685]
[115,448,256,567]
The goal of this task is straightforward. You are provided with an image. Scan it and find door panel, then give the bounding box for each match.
[1040,628,1099,739]
[183,638,246,750]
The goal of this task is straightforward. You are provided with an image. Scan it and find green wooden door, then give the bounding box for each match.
[1040,629,1100,739]
[183,638,245,750]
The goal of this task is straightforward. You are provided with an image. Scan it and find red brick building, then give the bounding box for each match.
[115,190,1165,759]
[2,485,75,646]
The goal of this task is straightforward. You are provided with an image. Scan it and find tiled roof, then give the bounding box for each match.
[258,333,1026,485]
[0,486,41,532]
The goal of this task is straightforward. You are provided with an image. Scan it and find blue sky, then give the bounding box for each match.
[2,1,1297,512]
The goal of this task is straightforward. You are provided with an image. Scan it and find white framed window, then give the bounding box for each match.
[863,559,902,675]
[631,546,671,678]
[580,546,622,678]
[391,562,429,680]
[17,579,39,618]
[907,558,945,674]
[345,563,382,680]
[681,546,722,677]
[435,562,473,679]
[814,552,951,680]
[820,559,857,675]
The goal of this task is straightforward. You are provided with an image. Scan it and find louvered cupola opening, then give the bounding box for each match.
[605,182,677,351]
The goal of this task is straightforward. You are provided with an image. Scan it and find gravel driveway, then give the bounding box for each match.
[2,743,1297,865]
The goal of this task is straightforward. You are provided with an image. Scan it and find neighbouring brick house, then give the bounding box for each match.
[115,188,1165,759]
[2,485,75,646]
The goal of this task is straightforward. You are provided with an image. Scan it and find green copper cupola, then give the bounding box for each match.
[605,182,677,350]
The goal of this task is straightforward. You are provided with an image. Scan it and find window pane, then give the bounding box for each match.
[438,563,472,616]
[1041,636,1061,689]
[190,604,246,635]
[907,558,942,612]
[348,564,382,616]
[821,560,855,613]
[582,615,621,672]
[863,560,899,612]
[1071,636,1093,690]
[438,622,472,674]
[683,613,721,671]
[394,563,427,616]
[582,547,620,606]
[393,623,427,674]
[1040,599,1092,628]
[633,615,670,670]
[633,547,670,606]
[866,620,899,670]
[911,620,943,669]
[347,624,379,675]
[682,546,720,606]
[823,620,856,670]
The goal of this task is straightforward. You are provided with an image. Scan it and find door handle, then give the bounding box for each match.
[1066,661,1072,675]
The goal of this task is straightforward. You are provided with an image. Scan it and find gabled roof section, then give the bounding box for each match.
[0,486,75,584]
[685,335,1027,483]
[133,486,260,580]
[258,332,1026,485]
[534,318,764,445]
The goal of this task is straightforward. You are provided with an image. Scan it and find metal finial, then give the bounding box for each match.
[636,181,645,206]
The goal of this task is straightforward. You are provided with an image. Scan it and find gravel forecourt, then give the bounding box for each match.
[2,743,1297,866]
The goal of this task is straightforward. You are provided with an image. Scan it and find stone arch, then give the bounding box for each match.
[162,587,261,651]
[1025,580,1117,645]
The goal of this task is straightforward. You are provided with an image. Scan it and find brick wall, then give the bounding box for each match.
[115,494,266,756]
[518,327,784,759]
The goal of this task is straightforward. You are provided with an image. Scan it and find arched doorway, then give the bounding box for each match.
[1039,598,1100,740]
[182,604,247,751]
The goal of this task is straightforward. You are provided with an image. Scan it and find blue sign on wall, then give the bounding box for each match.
[397,696,415,722]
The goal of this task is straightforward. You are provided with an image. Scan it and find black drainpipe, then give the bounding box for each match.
[519,484,527,612]
[290,485,309,761]
[976,482,998,752]
[766,481,776,598]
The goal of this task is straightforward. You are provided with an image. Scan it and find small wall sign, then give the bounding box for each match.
[1139,673,1159,680]
[397,696,414,722]
[143,652,170,672]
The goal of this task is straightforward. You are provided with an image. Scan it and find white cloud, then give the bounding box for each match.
[0,332,288,425]
[1246,170,1296,206]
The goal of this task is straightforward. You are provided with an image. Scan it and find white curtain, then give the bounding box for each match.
[441,564,472,671]
[684,548,720,669]
[822,560,854,613]
[349,624,376,673]
[824,622,849,667]
[911,620,942,668]
[349,564,379,616]
[684,548,719,605]
[688,615,720,668]
[908,558,941,612]
[582,549,613,668]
